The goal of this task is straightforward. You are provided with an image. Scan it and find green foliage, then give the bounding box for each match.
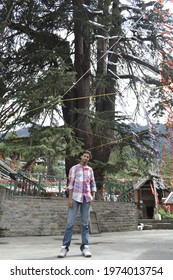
[155,208,173,220]
[32,165,46,174]
[0,124,83,175]
[161,155,173,186]
[6,131,18,140]
[107,144,148,179]
[0,142,6,151]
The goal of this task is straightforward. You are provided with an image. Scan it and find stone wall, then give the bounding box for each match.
[0,186,138,237]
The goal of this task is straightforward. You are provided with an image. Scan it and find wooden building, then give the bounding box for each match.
[134,176,169,219]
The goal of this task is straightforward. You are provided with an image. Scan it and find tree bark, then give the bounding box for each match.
[63,0,93,176]
[93,0,121,198]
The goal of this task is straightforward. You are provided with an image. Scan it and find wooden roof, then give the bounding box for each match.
[133,176,167,191]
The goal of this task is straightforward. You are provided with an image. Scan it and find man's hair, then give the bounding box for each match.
[81,150,92,159]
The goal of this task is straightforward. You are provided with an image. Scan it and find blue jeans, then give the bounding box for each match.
[62,197,90,251]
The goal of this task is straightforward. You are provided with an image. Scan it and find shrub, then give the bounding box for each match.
[154,208,173,220]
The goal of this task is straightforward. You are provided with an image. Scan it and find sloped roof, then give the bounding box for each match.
[134,177,149,190]
[0,159,17,179]
[164,192,173,204]
[134,176,167,190]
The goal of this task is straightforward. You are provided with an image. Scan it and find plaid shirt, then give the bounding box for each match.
[68,163,96,203]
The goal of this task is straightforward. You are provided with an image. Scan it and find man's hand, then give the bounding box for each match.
[89,195,94,205]
[68,198,73,208]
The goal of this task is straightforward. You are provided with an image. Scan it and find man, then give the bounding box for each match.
[58,150,96,258]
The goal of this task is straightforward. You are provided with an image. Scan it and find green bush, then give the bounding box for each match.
[155,208,173,220]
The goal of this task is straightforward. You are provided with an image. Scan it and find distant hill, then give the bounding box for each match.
[0,127,30,139]
[16,123,166,136]
[1,123,170,154]
[130,122,171,154]
[16,127,30,137]
[129,122,165,133]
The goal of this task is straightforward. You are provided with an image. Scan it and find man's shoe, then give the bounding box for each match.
[58,246,68,258]
[82,245,92,257]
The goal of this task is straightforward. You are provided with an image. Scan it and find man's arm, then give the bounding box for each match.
[68,189,73,208]
[90,169,97,194]
[67,166,76,208]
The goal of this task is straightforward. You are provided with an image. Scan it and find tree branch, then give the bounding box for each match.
[120,54,160,74]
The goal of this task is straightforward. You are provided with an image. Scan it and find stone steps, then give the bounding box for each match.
[138,219,173,230]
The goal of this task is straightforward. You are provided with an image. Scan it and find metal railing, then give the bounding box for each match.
[12,172,67,196]
[101,181,135,203]
[0,172,134,202]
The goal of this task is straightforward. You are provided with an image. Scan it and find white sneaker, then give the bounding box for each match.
[82,245,92,257]
[58,246,68,258]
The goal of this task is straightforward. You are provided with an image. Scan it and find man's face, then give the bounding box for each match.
[81,153,90,165]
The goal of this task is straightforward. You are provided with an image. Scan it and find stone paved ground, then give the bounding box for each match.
[0,229,173,260]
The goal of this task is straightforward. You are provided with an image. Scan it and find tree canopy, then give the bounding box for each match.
[1,0,173,195]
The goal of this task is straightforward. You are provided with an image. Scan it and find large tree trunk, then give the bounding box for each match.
[62,0,93,176]
[62,1,121,197]
[93,0,121,199]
